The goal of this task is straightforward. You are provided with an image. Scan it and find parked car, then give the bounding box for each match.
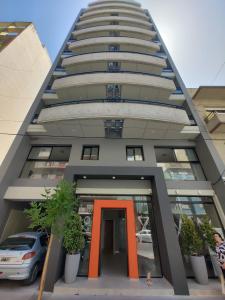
[0,232,48,284]
[136,229,152,243]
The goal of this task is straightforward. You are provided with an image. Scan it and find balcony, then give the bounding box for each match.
[73,25,156,41]
[35,102,190,139]
[88,0,141,7]
[85,2,145,13]
[205,111,225,133]
[51,72,176,101]
[62,52,167,75]
[80,8,149,21]
[68,37,160,55]
[76,16,151,30]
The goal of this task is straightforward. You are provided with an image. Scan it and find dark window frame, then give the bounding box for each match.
[27,145,71,162]
[126,146,144,161]
[155,147,200,163]
[81,145,100,161]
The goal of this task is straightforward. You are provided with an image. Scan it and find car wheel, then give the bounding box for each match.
[23,263,39,285]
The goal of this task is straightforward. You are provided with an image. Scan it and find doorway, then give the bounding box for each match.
[88,200,139,279]
[101,209,127,276]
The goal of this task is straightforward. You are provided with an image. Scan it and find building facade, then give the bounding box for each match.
[0,22,51,165]
[0,0,225,296]
[190,86,225,170]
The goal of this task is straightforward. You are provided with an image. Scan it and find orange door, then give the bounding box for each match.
[88,200,139,279]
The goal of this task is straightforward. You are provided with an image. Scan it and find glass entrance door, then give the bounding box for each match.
[77,195,162,278]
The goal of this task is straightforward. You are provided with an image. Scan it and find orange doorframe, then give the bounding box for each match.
[88,200,139,279]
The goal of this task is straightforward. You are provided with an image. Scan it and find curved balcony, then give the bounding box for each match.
[68,37,160,55]
[89,0,141,7]
[51,72,176,101]
[80,9,149,21]
[73,25,156,41]
[37,102,191,139]
[76,16,151,30]
[86,3,145,13]
[62,52,166,75]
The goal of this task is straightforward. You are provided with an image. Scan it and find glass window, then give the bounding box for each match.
[20,146,71,179]
[82,146,99,160]
[110,21,119,25]
[170,196,224,277]
[126,147,144,161]
[49,147,71,161]
[108,61,121,71]
[106,84,121,99]
[156,148,205,181]
[108,44,120,52]
[174,149,198,162]
[111,13,119,16]
[28,147,51,160]
[109,31,120,37]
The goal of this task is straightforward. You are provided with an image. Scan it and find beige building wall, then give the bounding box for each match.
[189,87,225,165]
[0,23,51,165]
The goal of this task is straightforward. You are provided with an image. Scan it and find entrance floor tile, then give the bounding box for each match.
[54,277,174,297]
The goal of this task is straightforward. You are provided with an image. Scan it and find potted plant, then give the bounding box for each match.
[63,212,84,283]
[25,180,82,287]
[180,215,208,284]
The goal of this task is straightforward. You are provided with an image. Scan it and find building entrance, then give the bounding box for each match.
[101,209,128,276]
[88,200,139,279]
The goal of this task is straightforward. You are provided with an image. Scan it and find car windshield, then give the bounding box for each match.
[0,237,35,251]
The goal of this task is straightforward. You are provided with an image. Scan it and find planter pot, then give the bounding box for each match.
[190,255,208,285]
[64,253,80,284]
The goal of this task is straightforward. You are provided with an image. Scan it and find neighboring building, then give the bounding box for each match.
[0,22,51,165]
[0,1,225,296]
[191,86,225,168]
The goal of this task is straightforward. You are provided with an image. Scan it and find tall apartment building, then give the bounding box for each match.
[0,0,225,296]
[0,22,51,165]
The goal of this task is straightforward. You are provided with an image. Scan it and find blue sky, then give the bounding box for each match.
[1,0,225,87]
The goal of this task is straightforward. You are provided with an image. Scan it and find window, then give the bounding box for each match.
[110,21,119,25]
[82,146,99,160]
[108,61,121,72]
[170,196,224,277]
[109,31,120,37]
[111,13,119,16]
[155,148,205,181]
[104,119,124,138]
[108,44,120,52]
[20,146,71,180]
[106,84,121,99]
[126,147,144,161]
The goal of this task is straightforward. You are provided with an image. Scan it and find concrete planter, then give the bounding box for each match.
[64,253,80,284]
[190,255,208,285]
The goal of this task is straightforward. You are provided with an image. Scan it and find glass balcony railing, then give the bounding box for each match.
[157,162,205,181]
[20,161,68,180]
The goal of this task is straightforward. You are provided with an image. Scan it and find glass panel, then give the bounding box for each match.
[135,148,143,161]
[49,147,71,161]
[135,202,162,277]
[127,148,134,161]
[20,161,67,179]
[28,147,51,160]
[155,148,175,162]
[174,149,198,162]
[78,201,94,276]
[158,162,204,181]
[82,147,91,160]
[108,44,120,51]
[171,196,224,278]
[90,147,99,160]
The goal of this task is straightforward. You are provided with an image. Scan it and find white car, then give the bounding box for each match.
[136,230,152,243]
[0,232,47,284]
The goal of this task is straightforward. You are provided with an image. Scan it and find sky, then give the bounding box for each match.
[1,0,225,88]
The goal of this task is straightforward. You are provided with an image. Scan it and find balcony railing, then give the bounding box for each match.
[157,162,205,181]
[44,98,185,111]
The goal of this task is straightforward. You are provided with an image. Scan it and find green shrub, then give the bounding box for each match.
[199,216,216,251]
[180,215,204,256]
[63,212,84,254]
